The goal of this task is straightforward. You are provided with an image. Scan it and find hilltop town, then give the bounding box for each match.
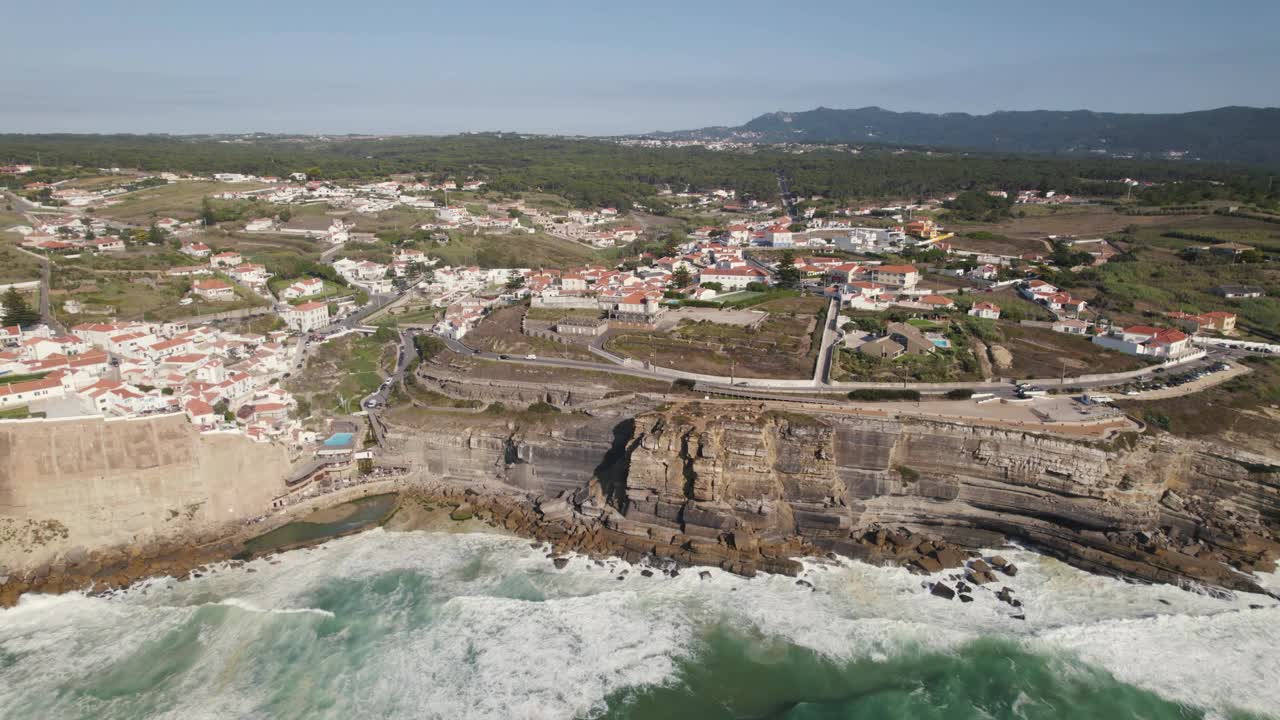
[1,150,1278,514]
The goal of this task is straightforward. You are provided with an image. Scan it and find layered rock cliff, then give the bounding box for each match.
[389,404,1280,594]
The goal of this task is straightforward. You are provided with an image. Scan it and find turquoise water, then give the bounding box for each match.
[1,530,1277,720]
[323,432,354,447]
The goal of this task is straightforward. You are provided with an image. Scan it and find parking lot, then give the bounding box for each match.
[1116,361,1248,401]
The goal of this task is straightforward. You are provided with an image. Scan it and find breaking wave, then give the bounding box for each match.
[0,529,1276,719]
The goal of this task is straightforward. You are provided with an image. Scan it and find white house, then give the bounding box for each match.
[91,236,126,252]
[698,266,770,290]
[1092,325,1193,359]
[870,264,919,289]
[210,251,242,268]
[192,279,237,301]
[968,302,1001,320]
[281,277,325,300]
[281,301,330,333]
[0,375,65,409]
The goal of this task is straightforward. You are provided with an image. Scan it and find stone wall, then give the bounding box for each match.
[414,365,614,407]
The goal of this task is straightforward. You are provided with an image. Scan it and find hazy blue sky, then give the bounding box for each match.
[3,0,1277,135]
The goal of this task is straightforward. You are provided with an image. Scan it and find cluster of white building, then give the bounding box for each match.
[0,318,308,443]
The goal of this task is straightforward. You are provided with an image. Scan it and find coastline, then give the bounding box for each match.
[6,471,1279,609]
[0,480,1013,609]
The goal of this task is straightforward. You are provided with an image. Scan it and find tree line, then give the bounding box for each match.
[0,133,1275,210]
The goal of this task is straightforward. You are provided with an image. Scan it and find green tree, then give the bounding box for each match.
[1,288,40,327]
[776,250,801,289]
[505,271,525,290]
[671,266,692,288]
[413,335,446,362]
[200,197,217,226]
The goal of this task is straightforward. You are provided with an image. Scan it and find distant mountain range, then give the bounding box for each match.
[648,106,1280,165]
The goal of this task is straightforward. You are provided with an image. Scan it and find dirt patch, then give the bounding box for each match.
[465,305,596,361]
[606,309,821,379]
[999,324,1150,379]
[989,345,1013,370]
[956,207,1192,242]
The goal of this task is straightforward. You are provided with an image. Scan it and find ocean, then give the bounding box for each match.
[1,528,1277,719]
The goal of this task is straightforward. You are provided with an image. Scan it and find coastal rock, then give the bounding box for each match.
[930,582,956,600]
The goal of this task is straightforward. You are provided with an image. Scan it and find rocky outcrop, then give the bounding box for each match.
[617,406,1280,594]
[387,403,1279,594]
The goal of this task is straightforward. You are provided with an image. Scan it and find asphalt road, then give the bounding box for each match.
[432,327,1246,398]
[362,330,414,411]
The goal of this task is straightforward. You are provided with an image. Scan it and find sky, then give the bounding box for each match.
[2,0,1278,135]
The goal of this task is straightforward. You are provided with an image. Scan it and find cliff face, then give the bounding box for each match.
[623,408,1280,593]
[0,415,291,574]
[390,405,1280,593]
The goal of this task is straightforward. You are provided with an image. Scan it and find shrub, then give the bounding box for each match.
[847,388,920,402]
[896,465,920,482]
[526,401,561,414]
[944,388,973,400]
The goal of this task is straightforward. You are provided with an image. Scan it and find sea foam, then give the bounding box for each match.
[1,529,1276,719]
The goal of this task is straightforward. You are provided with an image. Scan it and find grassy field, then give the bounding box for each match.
[525,306,604,322]
[834,313,1144,381]
[219,231,324,260]
[50,268,267,323]
[606,304,821,378]
[1117,214,1280,254]
[949,206,1183,242]
[100,181,271,224]
[287,330,397,415]
[381,304,442,326]
[0,405,41,420]
[996,324,1150,378]
[56,246,192,272]
[423,230,603,269]
[0,243,45,283]
[267,276,350,303]
[428,352,670,394]
[465,305,596,360]
[983,288,1056,322]
[1065,241,1280,337]
[1116,356,1280,454]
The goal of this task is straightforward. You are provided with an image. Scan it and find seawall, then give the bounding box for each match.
[0,414,291,576]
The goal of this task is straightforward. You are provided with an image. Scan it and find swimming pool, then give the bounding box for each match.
[323,432,355,447]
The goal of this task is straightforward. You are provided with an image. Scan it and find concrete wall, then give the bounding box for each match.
[172,305,275,324]
[0,414,291,572]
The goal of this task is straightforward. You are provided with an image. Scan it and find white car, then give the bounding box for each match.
[525,354,537,360]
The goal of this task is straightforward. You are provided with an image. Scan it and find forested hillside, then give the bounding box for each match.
[1,133,1275,209]
[657,106,1280,166]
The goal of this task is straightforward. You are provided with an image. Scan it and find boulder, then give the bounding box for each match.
[552,557,570,570]
[914,556,943,574]
[930,582,956,600]
[1001,563,1019,577]
[959,594,974,603]
[934,547,967,569]
[449,504,475,521]
[989,556,1009,569]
